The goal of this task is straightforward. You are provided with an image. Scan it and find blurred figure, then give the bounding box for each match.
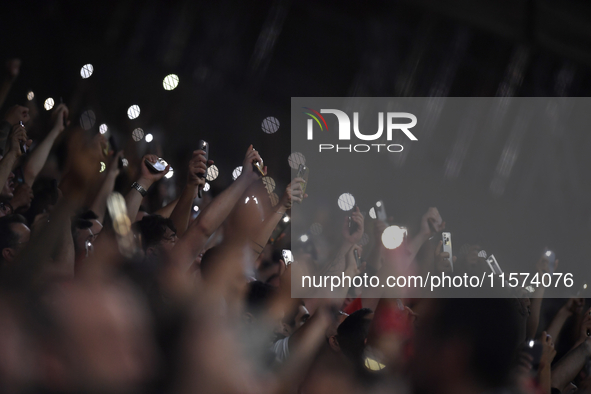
[0,214,30,268]
[38,281,156,394]
[411,298,522,394]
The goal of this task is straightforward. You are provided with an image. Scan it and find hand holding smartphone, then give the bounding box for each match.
[252,147,265,177]
[442,232,453,272]
[296,164,309,203]
[145,158,168,173]
[197,140,209,198]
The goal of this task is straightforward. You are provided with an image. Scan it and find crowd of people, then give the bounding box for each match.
[0,57,588,394]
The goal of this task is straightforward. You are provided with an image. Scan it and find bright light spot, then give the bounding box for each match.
[145,133,153,143]
[528,340,535,348]
[99,162,106,173]
[122,158,129,167]
[27,91,34,101]
[254,197,259,204]
[376,201,382,207]
[261,116,280,134]
[206,165,219,181]
[203,182,210,192]
[545,250,552,257]
[79,110,96,130]
[127,105,140,119]
[269,192,279,206]
[245,197,250,204]
[381,225,407,250]
[262,176,275,193]
[99,124,108,134]
[80,64,94,79]
[338,193,355,211]
[283,216,290,223]
[163,74,179,90]
[300,234,309,242]
[478,250,488,258]
[585,284,588,290]
[44,98,54,111]
[288,152,306,170]
[369,207,376,219]
[132,128,144,141]
[164,167,174,179]
[310,223,322,235]
[193,205,199,212]
[232,166,242,180]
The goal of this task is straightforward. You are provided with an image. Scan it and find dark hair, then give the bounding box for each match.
[245,281,275,318]
[78,210,98,221]
[0,214,28,260]
[132,214,176,251]
[336,308,373,364]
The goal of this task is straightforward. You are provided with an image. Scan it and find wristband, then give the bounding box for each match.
[131,182,147,197]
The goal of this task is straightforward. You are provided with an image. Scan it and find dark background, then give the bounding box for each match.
[1,0,591,286]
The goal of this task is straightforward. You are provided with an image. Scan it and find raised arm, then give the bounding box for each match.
[552,338,591,391]
[124,154,169,222]
[0,125,29,191]
[89,151,122,224]
[168,149,209,236]
[169,145,262,272]
[248,177,305,256]
[22,104,69,187]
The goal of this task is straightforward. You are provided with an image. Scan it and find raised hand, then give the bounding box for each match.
[50,103,70,133]
[6,123,31,158]
[419,207,445,238]
[138,154,170,187]
[239,145,264,183]
[278,177,307,210]
[342,206,364,245]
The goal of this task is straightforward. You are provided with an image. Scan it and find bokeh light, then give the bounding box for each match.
[99,124,108,134]
[79,110,96,130]
[165,167,174,179]
[232,166,242,180]
[288,152,306,170]
[203,183,210,192]
[132,128,144,141]
[382,225,408,250]
[262,176,275,193]
[163,74,179,90]
[44,98,54,111]
[145,133,153,143]
[337,193,355,211]
[80,64,94,79]
[261,116,280,134]
[206,165,219,181]
[27,91,34,101]
[127,105,140,119]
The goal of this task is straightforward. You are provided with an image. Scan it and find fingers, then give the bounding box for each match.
[144,154,158,164]
[435,240,443,255]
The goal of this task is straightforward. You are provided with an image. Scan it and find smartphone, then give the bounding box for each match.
[375,200,387,222]
[543,249,557,274]
[145,158,167,173]
[442,232,453,271]
[197,140,209,178]
[197,140,209,198]
[296,164,309,197]
[486,254,503,275]
[282,249,294,266]
[353,249,361,268]
[252,147,265,176]
[523,340,543,373]
[18,121,27,154]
